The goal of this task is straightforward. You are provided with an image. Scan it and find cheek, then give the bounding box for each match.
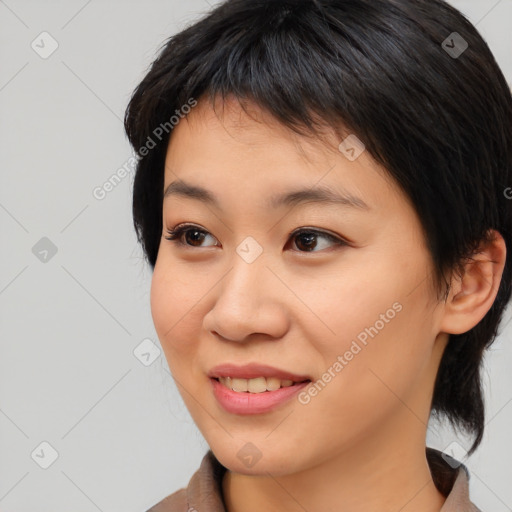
[150,263,172,341]
[306,260,435,398]
[327,296,436,420]
[150,261,202,364]
[303,269,402,357]
[297,305,432,448]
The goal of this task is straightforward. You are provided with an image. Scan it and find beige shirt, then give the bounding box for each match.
[146,448,482,511]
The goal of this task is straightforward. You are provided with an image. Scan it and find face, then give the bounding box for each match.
[151,96,447,476]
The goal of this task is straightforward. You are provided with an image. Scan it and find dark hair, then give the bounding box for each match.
[124,0,512,455]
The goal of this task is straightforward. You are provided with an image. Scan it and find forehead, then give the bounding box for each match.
[163,95,402,212]
[168,95,350,166]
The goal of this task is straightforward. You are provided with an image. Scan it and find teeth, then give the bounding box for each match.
[218,376,297,393]
[247,377,267,393]
[266,377,282,391]
[232,378,248,392]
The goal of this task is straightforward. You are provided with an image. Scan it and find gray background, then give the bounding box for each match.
[0,1,511,511]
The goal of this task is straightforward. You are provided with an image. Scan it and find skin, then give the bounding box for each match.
[150,95,506,512]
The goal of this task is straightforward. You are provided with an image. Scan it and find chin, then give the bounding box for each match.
[211,442,303,476]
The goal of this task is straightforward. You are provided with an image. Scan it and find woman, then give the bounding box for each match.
[124,0,512,510]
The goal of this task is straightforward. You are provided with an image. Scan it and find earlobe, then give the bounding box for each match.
[439,230,507,335]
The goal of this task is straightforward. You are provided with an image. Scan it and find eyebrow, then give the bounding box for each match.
[163,180,370,211]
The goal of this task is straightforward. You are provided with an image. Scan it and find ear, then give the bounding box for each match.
[439,229,507,335]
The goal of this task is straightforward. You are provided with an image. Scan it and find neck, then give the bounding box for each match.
[222,417,447,512]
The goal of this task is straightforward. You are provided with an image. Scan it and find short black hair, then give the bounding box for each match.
[124,0,512,455]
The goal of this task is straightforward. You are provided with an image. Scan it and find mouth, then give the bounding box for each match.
[211,376,311,393]
[208,362,313,393]
[209,375,312,415]
[207,363,313,413]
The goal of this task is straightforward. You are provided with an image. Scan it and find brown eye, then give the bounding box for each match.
[165,224,347,252]
[165,225,219,248]
[289,229,346,252]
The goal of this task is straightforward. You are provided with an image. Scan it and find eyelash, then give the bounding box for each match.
[164,223,348,253]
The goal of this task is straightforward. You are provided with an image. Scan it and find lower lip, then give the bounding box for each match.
[210,378,310,415]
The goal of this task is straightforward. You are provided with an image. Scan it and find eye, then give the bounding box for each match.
[164,224,347,252]
[164,224,218,248]
[288,228,347,252]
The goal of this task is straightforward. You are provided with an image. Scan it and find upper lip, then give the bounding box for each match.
[208,363,312,382]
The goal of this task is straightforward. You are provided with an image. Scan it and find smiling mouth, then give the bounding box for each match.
[213,376,311,393]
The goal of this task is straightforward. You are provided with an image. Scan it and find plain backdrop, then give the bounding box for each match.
[0,0,511,511]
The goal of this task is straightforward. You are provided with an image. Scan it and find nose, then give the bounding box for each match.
[202,248,290,343]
